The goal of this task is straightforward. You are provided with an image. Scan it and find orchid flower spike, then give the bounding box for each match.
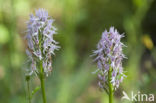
[92,27,126,91]
[25,8,60,77]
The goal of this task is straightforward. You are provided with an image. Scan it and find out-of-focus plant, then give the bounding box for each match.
[123,0,154,93]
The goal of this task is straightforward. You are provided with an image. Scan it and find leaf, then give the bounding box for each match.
[31,86,40,99]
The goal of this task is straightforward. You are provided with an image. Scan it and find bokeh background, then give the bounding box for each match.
[0,0,156,103]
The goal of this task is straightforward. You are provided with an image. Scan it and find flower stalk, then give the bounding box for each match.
[27,80,31,103]
[40,73,47,103]
[25,75,31,103]
[39,60,47,103]
[40,75,46,103]
[25,8,60,103]
[108,67,113,103]
[92,27,127,103]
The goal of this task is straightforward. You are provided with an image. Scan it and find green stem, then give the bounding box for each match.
[27,80,31,103]
[39,61,47,103]
[108,68,113,103]
[40,74,47,103]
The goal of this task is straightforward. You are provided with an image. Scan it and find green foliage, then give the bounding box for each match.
[31,86,40,99]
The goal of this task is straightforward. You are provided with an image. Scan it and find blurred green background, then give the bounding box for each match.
[0,0,156,103]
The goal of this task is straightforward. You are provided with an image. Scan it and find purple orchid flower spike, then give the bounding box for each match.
[25,8,60,77]
[25,8,60,103]
[92,27,127,103]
